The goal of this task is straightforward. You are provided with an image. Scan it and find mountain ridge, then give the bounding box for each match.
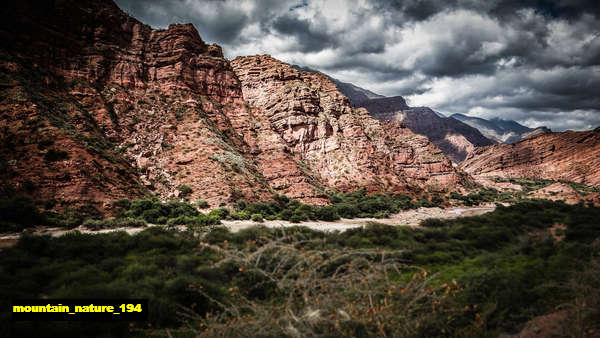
[451,113,551,143]
[460,128,600,186]
[0,0,466,213]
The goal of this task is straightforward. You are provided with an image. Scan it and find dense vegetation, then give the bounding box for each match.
[2,200,599,337]
[0,189,442,233]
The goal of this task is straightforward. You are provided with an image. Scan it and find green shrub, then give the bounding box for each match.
[82,218,146,230]
[277,209,293,221]
[196,199,209,208]
[289,214,305,223]
[166,214,218,227]
[178,184,193,197]
[335,202,359,218]
[420,218,447,228]
[251,213,263,222]
[0,195,44,232]
[374,210,390,219]
[315,206,340,221]
[209,208,230,220]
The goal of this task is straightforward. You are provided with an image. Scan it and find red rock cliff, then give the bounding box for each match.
[460,128,600,186]
[231,55,463,195]
[0,0,273,211]
[0,0,467,213]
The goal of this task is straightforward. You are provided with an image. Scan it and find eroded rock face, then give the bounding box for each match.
[0,0,273,210]
[460,129,600,187]
[357,103,496,163]
[231,55,463,195]
[0,0,467,213]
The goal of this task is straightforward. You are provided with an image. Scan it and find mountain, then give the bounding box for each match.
[460,128,600,186]
[0,0,465,213]
[353,97,496,163]
[451,113,551,143]
[329,80,385,104]
[231,55,463,196]
[291,65,384,104]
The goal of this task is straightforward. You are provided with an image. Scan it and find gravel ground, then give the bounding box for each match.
[0,205,496,247]
[222,205,496,232]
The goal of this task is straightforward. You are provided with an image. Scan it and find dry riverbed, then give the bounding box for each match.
[223,205,495,232]
[0,205,496,248]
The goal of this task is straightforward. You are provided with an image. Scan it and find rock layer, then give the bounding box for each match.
[231,55,463,195]
[0,0,467,213]
[1,0,272,210]
[356,101,496,162]
[460,129,600,186]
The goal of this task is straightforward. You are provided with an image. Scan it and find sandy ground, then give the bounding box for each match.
[0,205,496,248]
[222,205,495,232]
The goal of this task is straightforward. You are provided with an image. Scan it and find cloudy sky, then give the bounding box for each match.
[115,0,600,131]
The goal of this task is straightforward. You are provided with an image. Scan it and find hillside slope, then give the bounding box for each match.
[232,55,463,195]
[452,113,551,143]
[460,128,600,186]
[355,98,495,162]
[0,0,467,213]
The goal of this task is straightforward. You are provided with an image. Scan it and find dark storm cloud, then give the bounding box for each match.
[271,14,336,52]
[114,0,600,131]
[115,0,250,43]
[376,0,600,22]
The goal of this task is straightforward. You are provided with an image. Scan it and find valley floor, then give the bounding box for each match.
[222,205,496,232]
[0,205,496,247]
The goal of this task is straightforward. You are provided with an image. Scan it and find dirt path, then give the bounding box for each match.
[0,205,496,247]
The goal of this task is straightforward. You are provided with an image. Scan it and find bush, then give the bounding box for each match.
[196,199,209,208]
[251,214,263,223]
[166,214,219,227]
[82,218,146,230]
[420,218,447,228]
[374,210,390,219]
[209,208,230,220]
[123,197,200,224]
[178,184,193,197]
[315,206,340,221]
[289,214,305,223]
[0,195,44,232]
[277,209,293,221]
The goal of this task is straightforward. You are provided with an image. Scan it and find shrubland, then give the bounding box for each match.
[1,200,599,337]
[0,189,441,233]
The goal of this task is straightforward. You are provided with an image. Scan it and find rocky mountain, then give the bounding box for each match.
[330,80,385,104]
[231,55,463,197]
[451,113,551,143]
[354,97,496,163]
[291,65,384,104]
[0,0,465,213]
[460,128,600,186]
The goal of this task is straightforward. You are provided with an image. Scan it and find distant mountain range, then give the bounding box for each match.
[312,74,552,162]
[451,113,551,143]
[354,99,495,163]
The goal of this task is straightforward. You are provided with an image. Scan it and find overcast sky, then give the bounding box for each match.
[115,0,600,131]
